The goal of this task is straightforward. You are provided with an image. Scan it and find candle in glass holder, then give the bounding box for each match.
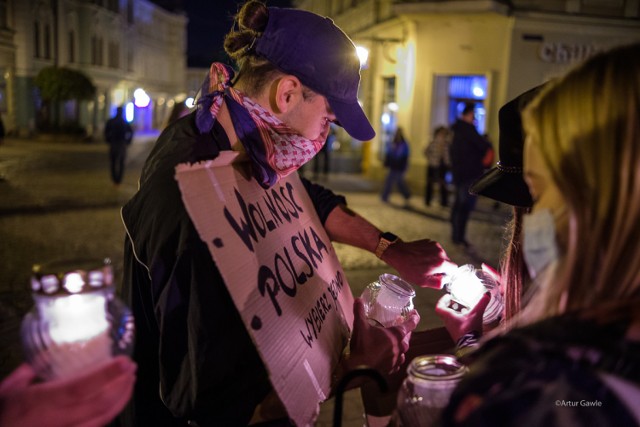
[361,273,416,327]
[443,264,503,324]
[21,258,134,380]
[396,354,467,427]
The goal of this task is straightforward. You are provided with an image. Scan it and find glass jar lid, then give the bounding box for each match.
[379,273,416,298]
[408,354,467,382]
[30,258,114,296]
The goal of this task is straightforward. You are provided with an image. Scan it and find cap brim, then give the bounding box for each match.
[328,98,375,141]
[470,167,533,208]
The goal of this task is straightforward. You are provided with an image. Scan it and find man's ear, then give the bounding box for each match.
[270,75,303,114]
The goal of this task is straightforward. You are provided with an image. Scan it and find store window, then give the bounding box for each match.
[448,75,487,135]
[432,75,488,136]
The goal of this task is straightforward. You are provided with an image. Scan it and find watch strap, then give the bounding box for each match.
[375,232,399,258]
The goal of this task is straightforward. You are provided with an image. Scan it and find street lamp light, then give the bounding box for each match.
[356,45,369,69]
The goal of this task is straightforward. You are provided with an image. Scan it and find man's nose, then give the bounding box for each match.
[324,99,337,121]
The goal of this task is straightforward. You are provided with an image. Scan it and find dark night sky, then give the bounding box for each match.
[184,0,293,67]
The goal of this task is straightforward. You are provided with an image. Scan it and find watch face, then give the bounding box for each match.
[380,231,398,242]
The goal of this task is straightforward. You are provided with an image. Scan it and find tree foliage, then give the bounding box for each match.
[34,66,96,102]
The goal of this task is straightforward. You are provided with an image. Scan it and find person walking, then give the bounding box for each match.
[449,103,492,247]
[381,127,412,206]
[104,106,133,185]
[313,126,335,180]
[424,125,451,207]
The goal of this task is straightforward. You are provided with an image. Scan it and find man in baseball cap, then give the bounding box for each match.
[121,2,455,425]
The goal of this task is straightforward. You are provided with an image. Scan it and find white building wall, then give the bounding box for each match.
[3,0,187,138]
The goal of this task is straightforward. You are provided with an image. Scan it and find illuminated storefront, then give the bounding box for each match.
[296,0,640,185]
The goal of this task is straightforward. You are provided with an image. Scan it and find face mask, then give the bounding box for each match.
[522,209,559,279]
[196,63,325,188]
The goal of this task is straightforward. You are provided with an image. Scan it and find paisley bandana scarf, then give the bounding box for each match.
[195,62,326,188]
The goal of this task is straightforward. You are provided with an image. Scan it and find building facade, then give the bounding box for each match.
[1,0,187,138]
[295,0,640,184]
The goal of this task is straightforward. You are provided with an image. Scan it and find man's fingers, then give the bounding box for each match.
[352,298,367,322]
[400,333,411,354]
[406,309,420,329]
[421,274,447,289]
[436,259,459,276]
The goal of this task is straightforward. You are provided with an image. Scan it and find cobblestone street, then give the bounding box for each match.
[0,135,511,426]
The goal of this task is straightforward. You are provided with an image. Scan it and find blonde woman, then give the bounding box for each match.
[438,42,640,426]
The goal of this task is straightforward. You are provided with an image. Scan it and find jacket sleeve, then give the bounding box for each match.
[300,175,347,224]
[121,118,272,425]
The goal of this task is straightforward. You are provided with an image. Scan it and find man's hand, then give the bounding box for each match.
[382,239,458,289]
[347,298,419,375]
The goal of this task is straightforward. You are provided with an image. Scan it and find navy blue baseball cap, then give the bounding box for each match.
[255,7,375,141]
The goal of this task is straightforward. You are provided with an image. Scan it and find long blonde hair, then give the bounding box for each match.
[520,42,640,322]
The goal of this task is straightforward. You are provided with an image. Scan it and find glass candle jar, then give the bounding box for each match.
[361,273,416,327]
[21,258,135,380]
[395,354,467,427]
[442,264,503,324]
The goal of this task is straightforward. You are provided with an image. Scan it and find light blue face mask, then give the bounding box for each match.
[522,209,559,279]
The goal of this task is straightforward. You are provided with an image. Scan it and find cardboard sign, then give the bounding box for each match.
[175,152,354,426]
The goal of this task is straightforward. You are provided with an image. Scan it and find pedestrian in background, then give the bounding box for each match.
[104,106,133,186]
[313,125,335,181]
[381,127,411,206]
[424,125,451,207]
[449,103,492,247]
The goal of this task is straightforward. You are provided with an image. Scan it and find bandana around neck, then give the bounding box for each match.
[195,63,325,188]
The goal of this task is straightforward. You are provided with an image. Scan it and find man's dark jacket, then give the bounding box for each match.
[120,112,345,426]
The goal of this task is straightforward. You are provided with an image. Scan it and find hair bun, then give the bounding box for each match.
[224,1,269,60]
[237,1,269,33]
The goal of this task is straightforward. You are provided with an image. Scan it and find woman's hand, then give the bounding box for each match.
[0,356,136,427]
[435,292,491,342]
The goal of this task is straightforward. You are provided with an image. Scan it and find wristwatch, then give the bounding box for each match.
[375,231,399,259]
